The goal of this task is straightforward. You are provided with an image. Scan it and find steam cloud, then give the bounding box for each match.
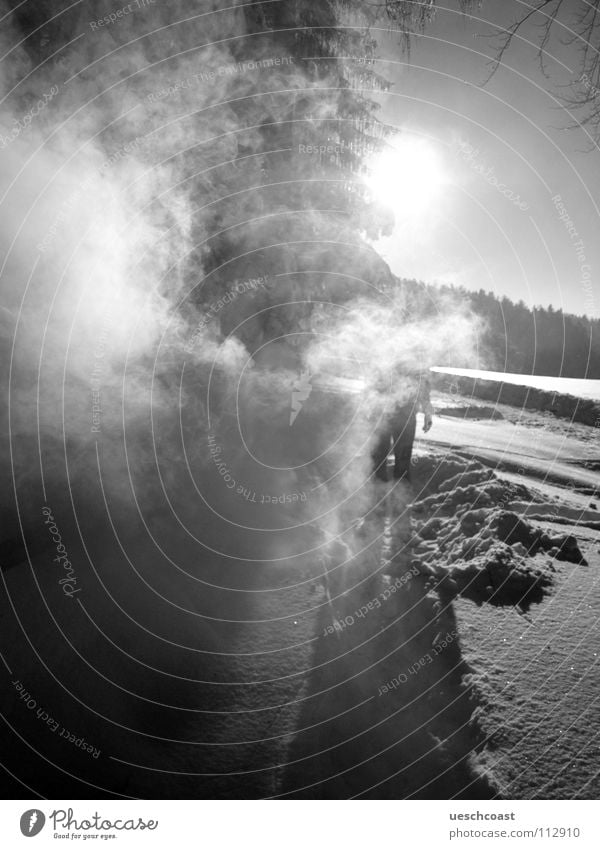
[1,0,480,534]
[0,0,484,797]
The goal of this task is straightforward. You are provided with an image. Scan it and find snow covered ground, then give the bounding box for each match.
[2,388,598,798]
[420,411,599,495]
[455,547,600,799]
[415,393,600,799]
[432,367,600,402]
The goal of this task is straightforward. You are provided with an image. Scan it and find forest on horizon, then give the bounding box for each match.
[396,278,600,379]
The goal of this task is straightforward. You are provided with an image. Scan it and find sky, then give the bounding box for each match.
[367,0,600,318]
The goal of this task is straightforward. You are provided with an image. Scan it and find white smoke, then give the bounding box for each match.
[0,0,490,797]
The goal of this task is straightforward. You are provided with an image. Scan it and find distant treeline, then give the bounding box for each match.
[394,279,600,379]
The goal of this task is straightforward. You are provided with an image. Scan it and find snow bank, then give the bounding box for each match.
[431,370,600,427]
[432,368,600,401]
[407,453,587,609]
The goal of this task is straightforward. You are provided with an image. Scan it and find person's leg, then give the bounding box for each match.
[371,429,392,482]
[392,412,416,480]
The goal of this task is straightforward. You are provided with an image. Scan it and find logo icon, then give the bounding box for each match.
[20,810,45,837]
[290,370,312,425]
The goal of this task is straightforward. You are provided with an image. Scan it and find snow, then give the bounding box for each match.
[410,396,600,798]
[455,552,600,799]
[420,416,600,493]
[432,367,600,401]
[6,381,598,798]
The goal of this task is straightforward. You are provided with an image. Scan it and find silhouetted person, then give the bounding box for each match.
[372,373,433,482]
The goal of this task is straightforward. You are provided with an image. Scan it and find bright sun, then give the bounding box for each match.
[364,136,447,218]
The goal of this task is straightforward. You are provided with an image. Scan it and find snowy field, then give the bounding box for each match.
[416,392,600,798]
[3,386,598,798]
[432,367,600,402]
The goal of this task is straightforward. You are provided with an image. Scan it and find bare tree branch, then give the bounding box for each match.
[481,0,561,84]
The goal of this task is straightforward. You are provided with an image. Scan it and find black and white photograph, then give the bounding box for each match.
[1,0,600,828]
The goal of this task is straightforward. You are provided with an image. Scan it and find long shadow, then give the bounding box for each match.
[279,487,499,799]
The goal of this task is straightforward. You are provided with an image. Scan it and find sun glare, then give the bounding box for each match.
[364,136,447,218]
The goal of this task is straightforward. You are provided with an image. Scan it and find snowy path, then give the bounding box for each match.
[431,368,600,402]
[420,416,600,495]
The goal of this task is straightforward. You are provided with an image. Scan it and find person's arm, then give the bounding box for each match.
[418,375,433,432]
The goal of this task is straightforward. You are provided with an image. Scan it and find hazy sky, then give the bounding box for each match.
[370,0,599,318]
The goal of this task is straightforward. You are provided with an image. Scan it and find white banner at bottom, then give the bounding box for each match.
[0,800,598,848]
